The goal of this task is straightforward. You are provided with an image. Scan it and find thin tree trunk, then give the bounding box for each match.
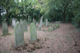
[22,0,24,18]
[62,12,66,22]
[70,0,75,17]
[0,9,1,25]
[70,0,80,27]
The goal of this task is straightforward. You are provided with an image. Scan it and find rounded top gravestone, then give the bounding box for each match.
[2,21,8,35]
[30,23,37,41]
[23,20,28,32]
[14,22,24,47]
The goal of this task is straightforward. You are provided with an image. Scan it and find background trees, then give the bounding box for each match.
[0,0,80,27]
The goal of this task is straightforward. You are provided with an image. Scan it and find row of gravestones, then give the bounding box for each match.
[2,17,48,35]
[14,17,48,47]
[14,20,37,47]
[2,19,25,36]
[12,18,23,28]
[2,20,37,47]
[2,17,48,47]
[12,17,48,29]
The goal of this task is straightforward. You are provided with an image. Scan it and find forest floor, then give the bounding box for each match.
[0,23,80,53]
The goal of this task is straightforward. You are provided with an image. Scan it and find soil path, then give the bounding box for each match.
[0,23,80,53]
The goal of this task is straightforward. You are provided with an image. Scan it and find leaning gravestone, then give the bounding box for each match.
[14,22,24,47]
[23,20,28,31]
[2,21,8,35]
[30,23,37,41]
[12,18,16,28]
[40,16,43,28]
[45,19,48,26]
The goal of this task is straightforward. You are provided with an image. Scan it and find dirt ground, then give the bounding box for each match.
[0,23,80,53]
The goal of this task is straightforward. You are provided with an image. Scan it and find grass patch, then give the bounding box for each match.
[58,46,61,49]
[1,33,12,36]
[42,29,47,31]
[0,50,10,53]
[70,48,73,51]
[52,24,60,30]
[53,26,56,30]
[37,24,60,32]
[48,27,52,31]
[78,28,80,31]
[51,34,54,36]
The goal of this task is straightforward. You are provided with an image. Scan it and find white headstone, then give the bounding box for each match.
[12,18,16,28]
[46,19,48,26]
[40,17,43,27]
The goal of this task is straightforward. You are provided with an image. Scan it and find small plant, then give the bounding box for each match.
[58,46,61,49]
[48,27,52,31]
[55,24,60,28]
[57,24,60,28]
[50,23,53,26]
[55,24,58,28]
[51,34,54,36]
[53,26,56,30]
[1,33,12,36]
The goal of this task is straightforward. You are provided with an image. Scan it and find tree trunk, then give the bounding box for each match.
[6,9,9,25]
[70,0,75,17]
[62,11,66,23]
[0,9,1,25]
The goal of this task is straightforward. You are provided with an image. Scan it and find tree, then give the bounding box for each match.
[72,0,80,27]
[0,0,16,25]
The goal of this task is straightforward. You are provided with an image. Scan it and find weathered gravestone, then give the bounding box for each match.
[36,22,38,27]
[55,21,61,23]
[40,17,43,28]
[30,23,37,41]
[23,20,28,31]
[12,18,16,28]
[28,16,31,24]
[14,22,24,47]
[38,25,41,30]
[45,19,48,26]
[2,21,8,35]
[33,18,36,25]
[20,19,23,25]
